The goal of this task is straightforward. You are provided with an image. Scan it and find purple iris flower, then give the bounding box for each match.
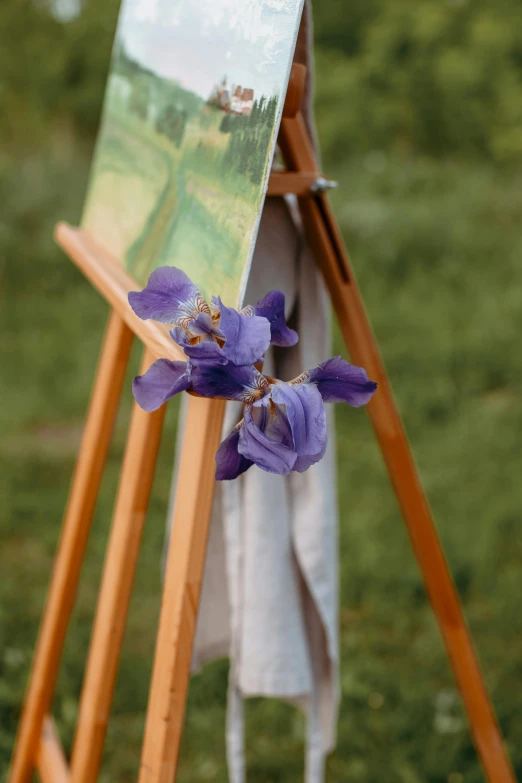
[133,352,376,475]
[242,289,298,348]
[128,265,377,477]
[190,356,377,479]
[128,266,297,368]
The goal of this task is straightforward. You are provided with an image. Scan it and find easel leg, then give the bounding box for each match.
[70,347,167,783]
[36,717,69,783]
[279,115,515,783]
[8,312,133,783]
[138,396,226,783]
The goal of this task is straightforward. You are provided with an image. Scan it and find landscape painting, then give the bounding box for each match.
[82,0,305,306]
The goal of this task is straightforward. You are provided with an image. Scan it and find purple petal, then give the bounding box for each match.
[170,326,193,348]
[254,290,298,348]
[170,328,228,366]
[215,425,254,480]
[293,439,328,473]
[270,382,326,457]
[188,311,222,339]
[132,359,191,412]
[191,363,268,402]
[252,396,293,449]
[238,404,297,475]
[214,296,271,365]
[128,266,206,325]
[182,342,228,366]
[303,356,377,407]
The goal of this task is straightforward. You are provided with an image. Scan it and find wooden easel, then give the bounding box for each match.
[8,61,516,783]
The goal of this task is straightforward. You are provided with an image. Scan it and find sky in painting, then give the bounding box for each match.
[118,0,303,101]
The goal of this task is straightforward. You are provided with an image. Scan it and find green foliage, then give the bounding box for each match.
[0,0,120,147]
[129,77,150,121]
[313,0,522,162]
[114,44,203,121]
[156,105,187,148]
[221,94,278,185]
[219,112,231,133]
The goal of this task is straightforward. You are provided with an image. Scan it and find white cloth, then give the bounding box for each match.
[165,5,339,779]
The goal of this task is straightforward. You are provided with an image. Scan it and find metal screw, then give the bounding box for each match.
[310,177,338,193]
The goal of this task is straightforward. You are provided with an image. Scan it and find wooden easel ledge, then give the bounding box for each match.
[55,224,185,364]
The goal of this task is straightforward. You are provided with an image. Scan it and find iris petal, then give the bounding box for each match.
[293,439,328,473]
[188,311,221,339]
[214,296,271,365]
[254,290,298,347]
[128,266,206,325]
[238,404,297,475]
[253,397,293,449]
[170,326,193,348]
[170,327,228,366]
[132,359,191,412]
[191,363,267,401]
[215,425,254,480]
[302,356,377,407]
[270,382,326,457]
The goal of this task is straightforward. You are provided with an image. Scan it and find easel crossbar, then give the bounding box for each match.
[55,225,185,364]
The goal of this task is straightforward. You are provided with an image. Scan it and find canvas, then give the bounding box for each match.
[82,0,305,307]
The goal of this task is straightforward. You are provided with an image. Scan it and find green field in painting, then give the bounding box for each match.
[83,52,275,306]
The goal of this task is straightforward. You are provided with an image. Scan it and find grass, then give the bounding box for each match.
[1,143,522,782]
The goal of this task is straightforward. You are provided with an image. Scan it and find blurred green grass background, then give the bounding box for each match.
[2,1,522,781]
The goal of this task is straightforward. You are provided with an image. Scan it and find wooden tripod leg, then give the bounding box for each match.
[279,114,515,783]
[8,312,133,783]
[138,395,226,783]
[70,348,167,783]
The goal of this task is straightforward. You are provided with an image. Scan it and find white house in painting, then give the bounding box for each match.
[230,86,254,116]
